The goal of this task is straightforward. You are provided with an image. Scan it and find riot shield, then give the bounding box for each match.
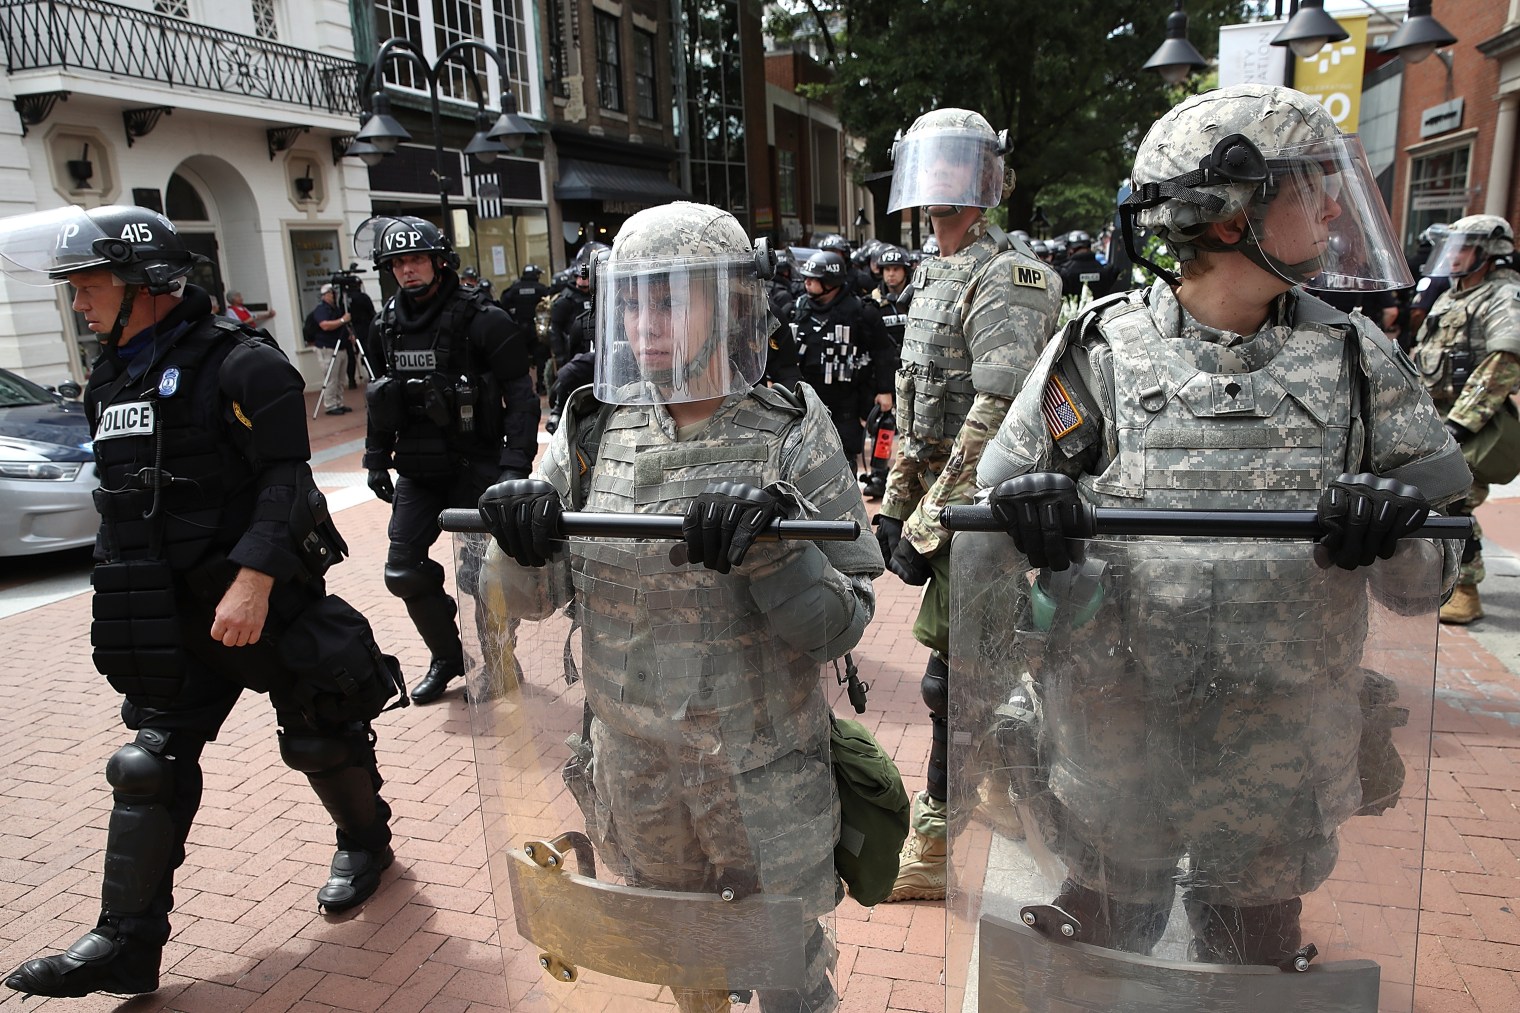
[948,532,1444,1013]
[455,530,842,1012]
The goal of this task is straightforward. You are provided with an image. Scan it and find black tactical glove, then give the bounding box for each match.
[367,469,394,504]
[1315,472,1429,571]
[479,479,564,567]
[888,536,934,586]
[1445,419,1474,445]
[682,481,780,574]
[873,514,904,568]
[987,473,1088,572]
[544,410,561,436]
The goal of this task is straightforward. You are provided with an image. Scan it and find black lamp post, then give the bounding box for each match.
[1270,0,1349,60]
[347,37,537,243]
[1380,0,1458,65]
[1143,1,1209,86]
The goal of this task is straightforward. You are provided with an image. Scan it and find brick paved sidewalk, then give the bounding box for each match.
[0,390,1515,1011]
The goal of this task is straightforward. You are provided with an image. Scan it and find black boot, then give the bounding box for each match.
[1052,879,1172,953]
[410,657,464,704]
[1186,896,1304,966]
[4,924,162,998]
[317,846,395,913]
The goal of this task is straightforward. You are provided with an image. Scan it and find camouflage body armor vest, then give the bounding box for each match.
[570,389,829,775]
[1076,297,1367,690]
[1415,266,1520,410]
[896,229,1013,440]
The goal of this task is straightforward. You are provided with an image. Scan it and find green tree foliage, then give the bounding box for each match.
[794,0,1259,234]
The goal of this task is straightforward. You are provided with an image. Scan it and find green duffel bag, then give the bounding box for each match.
[831,716,911,907]
[1463,398,1520,487]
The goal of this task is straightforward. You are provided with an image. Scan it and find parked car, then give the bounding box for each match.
[0,367,98,557]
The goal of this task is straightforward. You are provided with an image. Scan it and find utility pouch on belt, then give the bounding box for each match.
[1463,398,1520,487]
[365,375,403,432]
[278,594,408,725]
[90,559,185,702]
[831,716,911,907]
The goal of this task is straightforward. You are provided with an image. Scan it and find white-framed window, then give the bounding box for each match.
[374,0,539,117]
[594,12,622,112]
[633,28,657,121]
[1406,142,1472,253]
[153,0,190,18]
[251,0,278,40]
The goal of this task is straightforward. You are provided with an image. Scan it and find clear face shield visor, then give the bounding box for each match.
[0,206,114,286]
[1244,135,1412,292]
[592,256,769,406]
[887,128,1005,214]
[1422,232,1497,279]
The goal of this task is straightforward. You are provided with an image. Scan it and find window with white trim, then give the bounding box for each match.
[373,0,538,116]
[1406,144,1471,254]
[595,12,623,112]
[633,29,657,121]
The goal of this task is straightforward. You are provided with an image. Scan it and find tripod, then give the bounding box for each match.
[310,282,379,419]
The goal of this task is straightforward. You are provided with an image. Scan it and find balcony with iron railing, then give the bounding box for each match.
[0,0,364,116]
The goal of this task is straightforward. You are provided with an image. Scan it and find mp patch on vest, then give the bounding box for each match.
[393,349,437,371]
[96,400,156,442]
[1014,264,1046,289]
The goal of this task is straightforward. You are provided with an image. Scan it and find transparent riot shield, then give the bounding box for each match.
[455,530,841,1012]
[948,532,1443,1013]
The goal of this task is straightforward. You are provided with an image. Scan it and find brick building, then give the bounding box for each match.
[1393,0,1520,250]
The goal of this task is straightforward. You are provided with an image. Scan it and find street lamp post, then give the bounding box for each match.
[347,37,537,244]
[1143,1,1209,86]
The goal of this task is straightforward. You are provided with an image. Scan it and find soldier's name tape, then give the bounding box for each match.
[438,508,860,541]
[940,504,1473,541]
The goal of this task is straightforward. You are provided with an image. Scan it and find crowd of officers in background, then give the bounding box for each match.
[502,218,1451,509]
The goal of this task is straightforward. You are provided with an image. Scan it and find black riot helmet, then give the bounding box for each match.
[816,233,851,257]
[877,246,909,269]
[356,216,460,290]
[0,204,203,295]
[799,250,848,290]
[0,204,207,346]
[573,241,611,282]
[1065,229,1093,252]
[522,263,542,279]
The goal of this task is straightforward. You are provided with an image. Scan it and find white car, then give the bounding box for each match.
[0,368,99,557]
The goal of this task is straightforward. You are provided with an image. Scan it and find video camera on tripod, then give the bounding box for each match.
[325,262,364,314]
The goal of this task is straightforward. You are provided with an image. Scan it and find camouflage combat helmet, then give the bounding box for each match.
[1127,84,1336,256]
[1119,83,1410,292]
[1447,215,1515,259]
[888,107,1012,214]
[593,201,773,406]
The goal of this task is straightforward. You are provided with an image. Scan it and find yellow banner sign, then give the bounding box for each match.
[1294,14,1368,132]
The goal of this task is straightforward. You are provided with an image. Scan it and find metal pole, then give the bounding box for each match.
[439,508,860,541]
[939,503,1473,541]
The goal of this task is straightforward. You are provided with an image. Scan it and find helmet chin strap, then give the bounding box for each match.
[105,283,141,349]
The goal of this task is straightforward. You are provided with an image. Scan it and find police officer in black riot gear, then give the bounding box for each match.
[500,263,552,394]
[862,246,913,499]
[1057,228,1120,299]
[792,250,894,461]
[0,205,403,999]
[360,216,539,705]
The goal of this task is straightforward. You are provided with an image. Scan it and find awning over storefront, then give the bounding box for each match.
[554,158,689,208]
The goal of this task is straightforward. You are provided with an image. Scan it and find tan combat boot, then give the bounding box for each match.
[1440,585,1484,625]
[885,830,947,902]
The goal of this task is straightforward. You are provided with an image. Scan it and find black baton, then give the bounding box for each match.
[439,508,860,541]
[939,504,1474,541]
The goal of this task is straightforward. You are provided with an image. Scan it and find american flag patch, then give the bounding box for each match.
[1042,375,1082,439]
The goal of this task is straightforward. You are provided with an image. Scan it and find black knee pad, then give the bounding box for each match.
[278,731,354,776]
[383,556,446,600]
[105,729,174,804]
[102,730,178,917]
[920,653,949,718]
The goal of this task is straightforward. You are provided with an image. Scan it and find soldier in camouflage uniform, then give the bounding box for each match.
[874,107,1061,902]
[977,84,1469,966]
[1414,214,1520,624]
[478,202,882,1012]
